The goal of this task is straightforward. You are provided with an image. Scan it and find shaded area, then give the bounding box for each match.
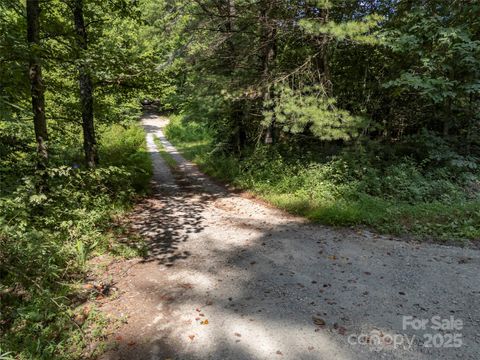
[98,114,480,360]
[125,112,228,267]
[100,215,480,360]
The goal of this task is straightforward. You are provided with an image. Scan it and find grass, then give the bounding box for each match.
[164,114,480,244]
[0,122,152,359]
[153,136,178,168]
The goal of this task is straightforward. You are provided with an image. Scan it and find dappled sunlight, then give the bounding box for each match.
[98,114,480,360]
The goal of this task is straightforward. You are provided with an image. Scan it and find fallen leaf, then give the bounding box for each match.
[127,341,136,346]
[234,333,242,337]
[312,315,326,326]
[188,335,195,341]
[276,350,283,355]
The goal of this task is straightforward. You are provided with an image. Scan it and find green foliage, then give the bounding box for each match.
[100,123,153,191]
[166,116,480,242]
[300,14,382,44]
[265,84,367,140]
[0,123,150,359]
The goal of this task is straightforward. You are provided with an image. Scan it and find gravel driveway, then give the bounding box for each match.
[99,113,480,360]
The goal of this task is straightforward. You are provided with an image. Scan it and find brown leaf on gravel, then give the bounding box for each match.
[188,335,195,341]
[276,350,283,355]
[127,341,136,346]
[234,332,242,337]
[312,315,326,326]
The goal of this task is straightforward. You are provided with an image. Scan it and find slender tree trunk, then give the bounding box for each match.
[220,0,246,154]
[26,0,48,166]
[73,0,98,168]
[260,1,276,144]
[319,8,331,94]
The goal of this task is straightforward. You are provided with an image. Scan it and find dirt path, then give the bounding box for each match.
[98,113,480,360]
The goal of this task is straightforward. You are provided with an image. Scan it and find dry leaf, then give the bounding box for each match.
[312,315,326,326]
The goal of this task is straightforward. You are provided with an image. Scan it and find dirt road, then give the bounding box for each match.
[99,113,480,360]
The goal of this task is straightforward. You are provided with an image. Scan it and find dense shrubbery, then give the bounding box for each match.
[166,116,480,242]
[0,123,151,359]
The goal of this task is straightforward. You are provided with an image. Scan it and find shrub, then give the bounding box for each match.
[0,122,151,359]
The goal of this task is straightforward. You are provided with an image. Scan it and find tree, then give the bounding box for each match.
[26,0,48,166]
[72,0,98,168]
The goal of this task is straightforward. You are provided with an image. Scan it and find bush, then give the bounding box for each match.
[100,123,153,192]
[0,122,151,359]
[165,116,480,242]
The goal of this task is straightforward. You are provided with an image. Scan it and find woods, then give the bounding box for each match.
[155,0,479,240]
[1,1,152,357]
[1,0,479,358]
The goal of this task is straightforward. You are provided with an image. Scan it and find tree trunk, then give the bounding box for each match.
[26,0,48,166]
[260,1,276,144]
[219,0,246,154]
[73,0,98,168]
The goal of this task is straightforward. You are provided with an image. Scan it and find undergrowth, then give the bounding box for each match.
[0,122,151,359]
[165,114,480,243]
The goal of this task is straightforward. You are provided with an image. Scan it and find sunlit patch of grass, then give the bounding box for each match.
[153,136,178,169]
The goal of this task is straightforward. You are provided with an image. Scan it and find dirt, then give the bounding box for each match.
[96,113,480,360]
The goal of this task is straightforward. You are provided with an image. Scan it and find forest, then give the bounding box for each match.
[1,0,479,359]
